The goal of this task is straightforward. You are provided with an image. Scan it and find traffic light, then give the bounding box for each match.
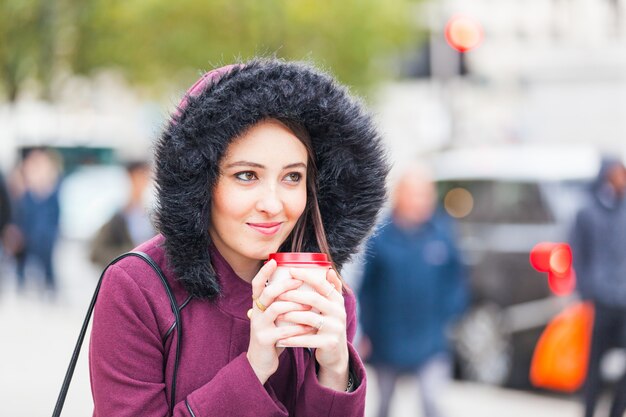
[529,242,576,296]
[417,14,482,80]
[444,15,483,53]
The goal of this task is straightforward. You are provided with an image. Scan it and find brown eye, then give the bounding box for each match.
[284,172,302,183]
[235,171,257,182]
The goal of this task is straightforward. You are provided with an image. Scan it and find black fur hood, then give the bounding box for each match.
[154,58,389,299]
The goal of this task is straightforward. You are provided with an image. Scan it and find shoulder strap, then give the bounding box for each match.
[52,251,182,417]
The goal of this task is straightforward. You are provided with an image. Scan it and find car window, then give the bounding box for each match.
[438,180,555,224]
[539,180,590,227]
[59,165,130,240]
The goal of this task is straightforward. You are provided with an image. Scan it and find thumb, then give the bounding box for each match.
[251,259,277,300]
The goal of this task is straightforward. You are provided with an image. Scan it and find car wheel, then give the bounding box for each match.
[453,303,513,385]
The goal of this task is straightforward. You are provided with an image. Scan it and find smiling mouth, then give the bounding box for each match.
[247,222,283,236]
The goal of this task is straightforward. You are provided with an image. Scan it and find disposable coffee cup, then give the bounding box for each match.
[267,252,331,330]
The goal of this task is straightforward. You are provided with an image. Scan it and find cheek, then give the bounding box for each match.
[211,185,248,226]
[287,188,308,220]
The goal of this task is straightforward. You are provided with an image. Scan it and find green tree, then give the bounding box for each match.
[1,0,423,101]
[0,0,42,101]
[0,0,78,101]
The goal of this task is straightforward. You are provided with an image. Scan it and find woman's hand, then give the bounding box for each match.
[275,267,350,392]
[246,259,313,384]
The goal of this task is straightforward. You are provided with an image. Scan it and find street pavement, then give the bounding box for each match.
[0,238,589,417]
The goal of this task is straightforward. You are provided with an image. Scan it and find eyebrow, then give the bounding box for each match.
[225,161,307,170]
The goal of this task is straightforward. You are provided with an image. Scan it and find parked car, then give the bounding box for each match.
[59,164,132,241]
[432,144,599,388]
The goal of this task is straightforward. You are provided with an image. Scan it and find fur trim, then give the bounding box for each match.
[154,58,389,299]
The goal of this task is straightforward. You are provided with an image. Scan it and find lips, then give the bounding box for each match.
[247,222,283,236]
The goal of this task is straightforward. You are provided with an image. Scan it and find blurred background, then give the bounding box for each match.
[1,0,626,416]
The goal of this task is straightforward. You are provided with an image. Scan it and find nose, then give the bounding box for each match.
[255,185,283,216]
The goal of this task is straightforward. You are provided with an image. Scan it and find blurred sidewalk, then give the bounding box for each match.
[365,366,582,417]
[0,238,586,417]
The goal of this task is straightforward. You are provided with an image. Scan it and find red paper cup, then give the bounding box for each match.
[267,253,331,346]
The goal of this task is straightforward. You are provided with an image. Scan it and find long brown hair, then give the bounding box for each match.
[274,119,338,272]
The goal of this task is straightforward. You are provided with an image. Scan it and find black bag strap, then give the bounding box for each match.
[52,251,183,417]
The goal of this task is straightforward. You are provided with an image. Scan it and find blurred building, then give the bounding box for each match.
[376,0,626,170]
[0,72,162,171]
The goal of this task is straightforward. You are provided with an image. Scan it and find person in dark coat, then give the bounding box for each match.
[0,171,10,237]
[0,170,13,276]
[14,149,62,294]
[570,156,626,417]
[0,172,11,249]
[89,58,389,416]
[358,164,467,417]
[89,160,155,269]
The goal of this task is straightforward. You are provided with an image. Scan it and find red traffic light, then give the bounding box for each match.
[530,242,576,296]
[444,15,483,53]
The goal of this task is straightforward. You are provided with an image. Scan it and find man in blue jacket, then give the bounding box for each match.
[15,149,61,295]
[358,165,467,417]
[570,157,626,417]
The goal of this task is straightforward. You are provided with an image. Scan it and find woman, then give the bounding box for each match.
[89,59,388,416]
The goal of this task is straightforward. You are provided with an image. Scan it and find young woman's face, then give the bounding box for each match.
[209,119,308,277]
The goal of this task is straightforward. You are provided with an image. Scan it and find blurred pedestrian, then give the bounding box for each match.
[0,170,11,249]
[1,163,26,275]
[14,148,62,295]
[89,160,155,269]
[0,170,13,283]
[570,156,626,417]
[358,164,468,417]
[88,59,388,416]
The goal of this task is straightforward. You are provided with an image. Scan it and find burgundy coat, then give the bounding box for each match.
[89,234,366,416]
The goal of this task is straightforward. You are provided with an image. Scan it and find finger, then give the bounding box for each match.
[274,315,318,334]
[272,325,316,347]
[278,289,336,316]
[326,269,343,299]
[281,311,336,332]
[250,301,301,321]
[277,334,338,349]
[253,323,312,347]
[289,267,336,298]
[261,300,310,323]
[251,259,277,301]
[272,323,316,339]
[257,278,303,310]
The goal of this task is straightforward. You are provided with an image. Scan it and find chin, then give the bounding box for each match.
[247,241,284,261]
